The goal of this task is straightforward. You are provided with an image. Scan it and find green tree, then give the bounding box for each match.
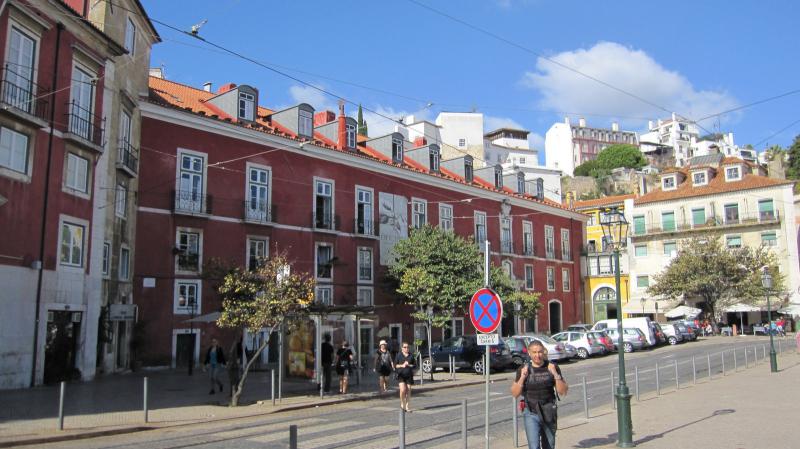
[647,235,785,326]
[594,144,647,171]
[573,159,600,177]
[764,144,784,162]
[216,253,315,406]
[786,135,800,179]
[357,104,368,137]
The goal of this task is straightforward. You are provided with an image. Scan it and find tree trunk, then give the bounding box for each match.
[426,319,433,381]
[230,331,271,407]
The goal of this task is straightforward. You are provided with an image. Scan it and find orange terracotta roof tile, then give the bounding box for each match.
[572,193,635,209]
[636,174,793,205]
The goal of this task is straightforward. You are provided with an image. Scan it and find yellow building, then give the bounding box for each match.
[572,194,634,323]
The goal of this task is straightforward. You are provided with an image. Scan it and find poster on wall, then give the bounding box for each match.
[379,192,408,265]
[287,321,316,379]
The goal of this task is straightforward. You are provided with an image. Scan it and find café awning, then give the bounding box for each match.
[723,302,779,313]
[622,299,678,314]
[665,305,702,319]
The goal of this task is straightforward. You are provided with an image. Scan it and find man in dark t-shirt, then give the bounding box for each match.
[321,334,334,393]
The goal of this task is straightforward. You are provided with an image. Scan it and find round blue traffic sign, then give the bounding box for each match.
[469,287,503,334]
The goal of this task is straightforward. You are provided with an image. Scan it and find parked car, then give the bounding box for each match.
[588,330,616,353]
[567,323,592,332]
[421,335,514,375]
[552,331,606,359]
[659,323,684,345]
[504,336,531,367]
[652,322,667,345]
[605,328,647,352]
[679,321,701,339]
[593,317,657,347]
[675,323,696,341]
[511,334,570,361]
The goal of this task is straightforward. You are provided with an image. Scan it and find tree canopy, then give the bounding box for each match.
[573,144,646,178]
[785,135,800,179]
[647,235,785,324]
[357,104,368,137]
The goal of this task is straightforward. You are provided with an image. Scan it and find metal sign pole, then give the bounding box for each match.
[484,239,490,449]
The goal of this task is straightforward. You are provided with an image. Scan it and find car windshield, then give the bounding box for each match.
[531,334,558,344]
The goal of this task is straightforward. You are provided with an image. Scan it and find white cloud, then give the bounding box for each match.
[360,105,433,138]
[528,132,544,150]
[286,84,336,111]
[521,42,739,127]
[484,115,524,132]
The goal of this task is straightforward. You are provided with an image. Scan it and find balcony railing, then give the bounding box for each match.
[173,190,211,215]
[632,210,780,237]
[1,65,49,121]
[66,100,105,147]
[244,200,273,223]
[313,212,339,230]
[117,140,138,175]
[475,235,487,249]
[523,241,534,256]
[500,239,513,254]
[358,267,372,281]
[177,252,200,272]
[354,218,376,236]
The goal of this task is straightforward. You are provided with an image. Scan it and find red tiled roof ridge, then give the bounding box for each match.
[572,193,636,209]
[635,173,793,205]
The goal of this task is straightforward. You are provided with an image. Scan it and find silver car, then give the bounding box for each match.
[605,328,647,353]
[659,324,684,345]
[511,334,570,361]
[552,331,606,359]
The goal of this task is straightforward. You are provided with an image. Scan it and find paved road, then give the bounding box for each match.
[30,335,790,449]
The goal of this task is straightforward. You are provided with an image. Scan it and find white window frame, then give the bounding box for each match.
[439,203,453,231]
[544,225,555,259]
[458,138,466,147]
[346,123,356,148]
[174,279,201,315]
[411,198,427,229]
[562,268,571,292]
[0,126,31,180]
[392,137,404,163]
[124,17,136,55]
[522,221,533,255]
[246,236,268,271]
[115,181,128,218]
[68,62,96,139]
[315,242,334,281]
[725,166,742,181]
[357,286,373,307]
[175,228,202,274]
[662,175,676,191]
[5,22,39,111]
[298,108,313,137]
[560,228,571,260]
[634,243,648,258]
[524,264,534,290]
[636,275,649,289]
[239,91,255,121]
[355,185,373,235]
[726,234,742,249]
[500,216,512,253]
[357,246,373,284]
[245,162,272,222]
[474,211,487,245]
[316,285,333,306]
[761,231,778,247]
[119,246,130,280]
[175,148,208,214]
[663,241,677,256]
[58,216,87,269]
[546,267,556,291]
[691,170,707,186]
[64,152,89,196]
[102,241,111,277]
[429,148,440,172]
[313,177,335,230]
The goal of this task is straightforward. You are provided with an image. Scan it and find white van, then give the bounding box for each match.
[592,317,657,347]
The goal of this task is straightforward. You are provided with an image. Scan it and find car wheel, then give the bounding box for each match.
[668,337,677,345]
[623,342,634,353]
[577,348,589,359]
[421,357,433,374]
[472,359,484,375]
[512,356,524,367]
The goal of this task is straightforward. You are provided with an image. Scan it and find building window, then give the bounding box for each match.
[65,153,89,193]
[522,221,533,255]
[245,166,271,222]
[429,148,440,172]
[439,204,453,231]
[464,158,473,183]
[560,229,571,260]
[758,199,775,221]
[517,174,525,194]
[519,157,526,165]
[458,138,466,147]
[0,127,29,175]
[762,232,777,247]
[525,265,534,289]
[500,217,512,253]
[5,26,37,113]
[175,280,200,315]
[316,244,333,280]
[725,166,741,181]
[357,287,373,306]
[124,17,136,55]
[355,187,373,235]
[662,176,676,190]
[726,235,742,248]
[587,213,596,226]
[177,152,205,213]
[634,244,647,257]
[494,168,503,189]
[636,275,649,288]
[474,211,486,245]
[724,203,739,223]
[314,179,334,229]
[115,182,127,218]
[692,207,706,227]
[544,225,555,259]
[102,242,110,276]
[298,109,313,137]
[247,237,267,271]
[546,267,556,291]
[562,268,570,292]
[411,199,427,229]
[60,222,85,267]
[633,215,645,235]
[692,171,707,186]
[663,241,677,256]
[661,211,675,232]
[346,123,356,148]
[357,247,373,283]
[68,65,95,140]
[316,286,333,305]
[392,137,403,163]
[176,231,200,272]
[239,92,255,121]
[119,247,130,280]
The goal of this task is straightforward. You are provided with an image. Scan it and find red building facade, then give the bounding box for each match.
[135,76,586,372]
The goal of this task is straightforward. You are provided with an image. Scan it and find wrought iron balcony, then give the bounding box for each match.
[522,242,535,256]
[116,140,138,175]
[173,190,211,215]
[313,212,339,231]
[66,100,105,148]
[0,65,49,122]
[354,218,376,236]
[500,239,514,254]
[631,210,780,237]
[244,200,273,224]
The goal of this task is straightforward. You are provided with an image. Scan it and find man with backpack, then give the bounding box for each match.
[335,341,354,394]
[374,340,393,394]
[510,340,568,449]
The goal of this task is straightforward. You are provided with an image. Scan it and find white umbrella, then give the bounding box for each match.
[723,303,761,313]
[665,305,701,319]
[777,304,800,315]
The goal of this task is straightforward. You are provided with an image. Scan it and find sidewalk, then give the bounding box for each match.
[0,365,492,447]
[493,349,800,449]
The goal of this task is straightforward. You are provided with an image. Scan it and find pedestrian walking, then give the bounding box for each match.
[335,341,354,394]
[321,334,334,393]
[203,338,226,395]
[374,340,393,394]
[395,342,415,412]
[510,340,568,449]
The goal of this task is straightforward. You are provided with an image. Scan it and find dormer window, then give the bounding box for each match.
[346,123,356,149]
[725,166,741,181]
[238,92,255,121]
[517,173,525,194]
[298,109,313,137]
[464,158,473,183]
[692,171,707,186]
[662,175,676,191]
[494,168,503,189]
[429,148,440,172]
[391,137,403,163]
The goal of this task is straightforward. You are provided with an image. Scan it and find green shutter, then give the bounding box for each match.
[758,200,774,213]
[633,215,645,235]
[662,212,675,231]
[692,208,706,226]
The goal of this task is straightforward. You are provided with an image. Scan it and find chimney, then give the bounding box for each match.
[337,101,347,150]
[611,121,619,132]
[217,83,236,94]
[203,82,212,92]
[149,67,164,79]
[648,120,654,130]
[565,191,573,209]
[314,110,336,126]
[564,116,570,125]
[727,132,734,145]
[413,137,427,148]
[578,117,586,128]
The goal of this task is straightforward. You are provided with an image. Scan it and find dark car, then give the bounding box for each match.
[504,336,532,367]
[652,322,667,345]
[421,335,514,375]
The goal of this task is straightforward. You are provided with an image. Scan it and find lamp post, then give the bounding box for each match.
[601,207,634,447]
[761,269,778,372]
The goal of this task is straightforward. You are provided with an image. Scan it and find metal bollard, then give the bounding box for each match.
[582,376,590,419]
[418,353,423,386]
[634,366,640,402]
[399,408,406,449]
[58,381,65,431]
[674,359,679,390]
[763,345,766,361]
[707,353,712,379]
[462,399,468,448]
[733,349,737,372]
[289,424,298,449]
[655,362,661,395]
[611,371,616,410]
[271,369,276,406]
[778,339,782,354]
[320,369,324,399]
[721,351,725,376]
[143,377,149,423]
[512,396,519,448]
[692,356,696,385]
[745,347,748,368]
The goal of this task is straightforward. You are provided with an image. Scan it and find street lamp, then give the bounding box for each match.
[600,206,634,447]
[761,269,778,372]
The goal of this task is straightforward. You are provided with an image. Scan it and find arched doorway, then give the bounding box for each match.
[548,301,562,333]
[593,287,618,321]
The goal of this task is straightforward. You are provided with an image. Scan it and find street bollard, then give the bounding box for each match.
[674,359,679,390]
[655,361,660,396]
[320,370,324,399]
[512,396,519,448]
[721,351,725,376]
[745,347,748,368]
[734,349,737,372]
[271,369,276,406]
[634,366,640,402]
[779,339,782,354]
[611,371,616,410]
[143,377,149,423]
[462,399,468,449]
[289,424,298,449]
[692,356,697,385]
[58,381,65,431]
[762,345,766,361]
[399,408,406,449]
[707,353,712,379]
[582,376,590,419]
[418,353,423,386]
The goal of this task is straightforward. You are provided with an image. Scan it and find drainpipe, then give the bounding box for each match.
[31,22,64,387]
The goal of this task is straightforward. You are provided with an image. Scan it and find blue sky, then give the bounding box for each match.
[142,0,800,164]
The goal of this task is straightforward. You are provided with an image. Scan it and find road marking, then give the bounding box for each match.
[246,420,346,443]
[298,424,395,448]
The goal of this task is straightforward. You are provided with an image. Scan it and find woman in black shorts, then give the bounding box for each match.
[394,342,415,412]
